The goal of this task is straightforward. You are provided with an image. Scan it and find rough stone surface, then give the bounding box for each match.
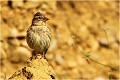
[8,55,57,80]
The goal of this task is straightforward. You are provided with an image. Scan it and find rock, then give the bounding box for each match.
[69,68,81,78]
[94,77,104,80]
[67,37,74,46]
[9,28,18,38]
[86,36,99,50]
[99,36,116,47]
[49,39,57,52]
[45,1,57,10]
[78,26,89,40]
[12,1,23,8]
[0,41,7,61]
[0,49,7,61]
[9,55,57,80]
[8,38,20,46]
[0,72,6,80]
[20,40,28,47]
[116,34,120,44]
[99,37,108,47]
[23,1,41,9]
[0,2,1,12]
[67,60,78,68]
[9,46,31,63]
[41,3,49,10]
[18,32,26,38]
[55,54,64,65]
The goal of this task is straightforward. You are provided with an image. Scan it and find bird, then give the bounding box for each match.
[26,12,51,59]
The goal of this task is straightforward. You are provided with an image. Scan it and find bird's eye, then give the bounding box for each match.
[39,16,43,19]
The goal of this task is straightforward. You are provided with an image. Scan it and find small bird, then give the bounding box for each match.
[26,12,51,59]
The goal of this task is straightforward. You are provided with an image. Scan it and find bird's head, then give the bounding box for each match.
[32,12,49,25]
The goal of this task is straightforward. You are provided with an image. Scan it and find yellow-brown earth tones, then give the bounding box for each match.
[0,0,119,79]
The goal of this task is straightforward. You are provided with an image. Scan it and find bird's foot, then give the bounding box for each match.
[40,53,46,59]
[29,55,36,60]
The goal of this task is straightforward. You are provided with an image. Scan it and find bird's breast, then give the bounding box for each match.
[26,26,51,52]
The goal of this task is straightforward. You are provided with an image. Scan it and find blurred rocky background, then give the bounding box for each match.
[0,0,119,79]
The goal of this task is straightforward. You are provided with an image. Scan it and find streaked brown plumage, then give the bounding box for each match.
[26,12,51,59]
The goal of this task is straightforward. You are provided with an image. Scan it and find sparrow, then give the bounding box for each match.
[26,12,51,59]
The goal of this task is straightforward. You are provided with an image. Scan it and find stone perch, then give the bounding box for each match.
[8,55,57,80]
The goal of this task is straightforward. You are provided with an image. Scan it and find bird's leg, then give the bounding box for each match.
[30,50,37,60]
[30,54,35,60]
[32,54,36,59]
[41,52,46,59]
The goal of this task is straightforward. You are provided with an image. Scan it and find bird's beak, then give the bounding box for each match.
[43,17,49,21]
